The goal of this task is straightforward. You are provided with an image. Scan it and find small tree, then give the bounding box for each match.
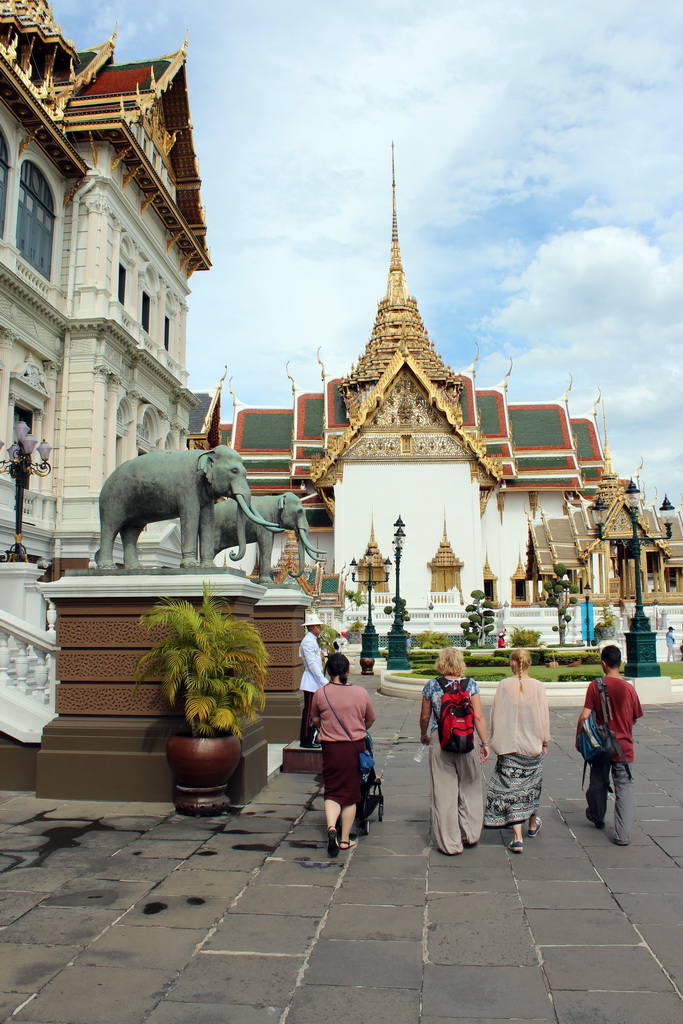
[544,563,579,645]
[345,589,366,610]
[461,589,496,647]
[384,598,411,623]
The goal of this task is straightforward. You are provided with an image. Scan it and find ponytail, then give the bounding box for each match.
[510,648,531,691]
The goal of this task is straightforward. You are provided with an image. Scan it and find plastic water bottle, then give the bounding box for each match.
[414,743,427,763]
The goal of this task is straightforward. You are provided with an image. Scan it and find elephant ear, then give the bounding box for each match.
[197,449,217,483]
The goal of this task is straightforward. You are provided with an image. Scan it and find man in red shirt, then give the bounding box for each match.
[576,645,643,846]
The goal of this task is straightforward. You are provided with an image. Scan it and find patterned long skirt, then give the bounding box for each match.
[484,752,544,828]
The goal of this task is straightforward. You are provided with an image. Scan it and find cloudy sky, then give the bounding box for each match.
[57,0,683,500]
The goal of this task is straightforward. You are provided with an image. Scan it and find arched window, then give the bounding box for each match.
[0,132,8,238]
[17,161,54,278]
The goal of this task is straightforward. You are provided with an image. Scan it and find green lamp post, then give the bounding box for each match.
[387,516,410,671]
[593,483,673,677]
[350,550,390,667]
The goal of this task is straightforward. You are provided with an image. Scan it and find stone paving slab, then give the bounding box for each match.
[540,943,673,991]
[552,991,683,1024]
[74,924,206,970]
[422,964,552,1019]
[13,965,173,1024]
[0,906,121,946]
[206,912,318,955]
[322,902,423,940]
[285,983,421,1024]
[145,1003,282,1024]
[525,908,640,945]
[304,938,423,989]
[166,952,303,1006]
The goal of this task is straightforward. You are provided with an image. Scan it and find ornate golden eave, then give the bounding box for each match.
[62,119,209,271]
[0,49,86,179]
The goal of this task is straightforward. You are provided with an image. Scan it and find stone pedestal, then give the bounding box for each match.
[36,570,269,804]
[255,587,310,743]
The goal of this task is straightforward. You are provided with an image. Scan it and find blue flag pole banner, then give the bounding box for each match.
[581,601,594,643]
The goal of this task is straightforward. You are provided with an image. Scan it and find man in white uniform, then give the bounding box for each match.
[299,612,327,747]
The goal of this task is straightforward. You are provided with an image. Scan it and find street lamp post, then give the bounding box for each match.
[583,582,593,647]
[592,482,673,678]
[350,550,390,668]
[387,515,410,672]
[0,421,52,562]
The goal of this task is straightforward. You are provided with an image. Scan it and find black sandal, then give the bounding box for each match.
[327,827,339,857]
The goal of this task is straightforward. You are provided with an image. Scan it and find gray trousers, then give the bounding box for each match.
[586,761,636,842]
[428,736,485,854]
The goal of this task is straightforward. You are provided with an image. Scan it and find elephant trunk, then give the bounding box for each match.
[235,493,283,531]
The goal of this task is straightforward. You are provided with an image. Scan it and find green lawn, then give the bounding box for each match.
[396,662,683,683]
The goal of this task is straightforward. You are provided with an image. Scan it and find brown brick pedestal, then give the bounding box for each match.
[37,570,270,805]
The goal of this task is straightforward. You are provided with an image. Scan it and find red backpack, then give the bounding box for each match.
[437,677,475,753]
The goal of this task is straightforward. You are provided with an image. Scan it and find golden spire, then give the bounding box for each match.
[386,142,409,305]
[601,401,615,476]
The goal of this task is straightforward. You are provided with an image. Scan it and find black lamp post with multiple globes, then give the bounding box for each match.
[350,549,391,672]
[386,515,410,672]
[591,482,674,677]
[0,420,52,563]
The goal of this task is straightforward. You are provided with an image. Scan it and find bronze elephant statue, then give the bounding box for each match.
[214,491,326,585]
[95,445,279,570]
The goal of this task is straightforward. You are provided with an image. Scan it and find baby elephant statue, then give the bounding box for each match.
[214,491,326,585]
[95,445,280,570]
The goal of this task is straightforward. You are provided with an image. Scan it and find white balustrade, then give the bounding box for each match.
[0,627,55,705]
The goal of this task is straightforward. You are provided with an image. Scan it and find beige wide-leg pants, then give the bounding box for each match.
[428,734,485,854]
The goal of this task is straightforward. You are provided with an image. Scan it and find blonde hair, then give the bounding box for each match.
[510,648,531,690]
[435,647,466,678]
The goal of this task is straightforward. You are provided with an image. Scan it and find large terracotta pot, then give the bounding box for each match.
[166,733,242,817]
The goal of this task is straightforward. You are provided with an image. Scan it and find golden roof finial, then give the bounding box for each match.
[442,510,448,544]
[386,143,409,305]
[502,358,513,390]
[466,342,480,375]
[285,361,298,398]
[316,346,326,388]
[591,387,602,418]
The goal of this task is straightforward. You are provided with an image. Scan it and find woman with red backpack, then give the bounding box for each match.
[484,649,550,854]
[419,647,490,856]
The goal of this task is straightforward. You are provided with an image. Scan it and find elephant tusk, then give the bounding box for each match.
[235,493,283,531]
[301,533,326,561]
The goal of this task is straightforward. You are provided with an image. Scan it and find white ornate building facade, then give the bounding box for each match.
[0,0,209,574]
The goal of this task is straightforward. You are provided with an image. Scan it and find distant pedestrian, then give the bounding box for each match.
[484,649,550,854]
[419,648,490,855]
[576,645,643,845]
[666,626,676,662]
[497,631,506,649]
[298,613,326,748]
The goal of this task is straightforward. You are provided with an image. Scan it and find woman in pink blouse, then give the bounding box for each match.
[311,653,376,857]
[484,649,550,853]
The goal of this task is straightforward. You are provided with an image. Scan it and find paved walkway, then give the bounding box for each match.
[1,674,683,1024]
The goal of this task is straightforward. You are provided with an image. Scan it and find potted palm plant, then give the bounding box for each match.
[134,584,267,816]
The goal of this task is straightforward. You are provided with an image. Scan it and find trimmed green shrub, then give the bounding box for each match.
[508,627,543,648]
[413,631,450,649]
